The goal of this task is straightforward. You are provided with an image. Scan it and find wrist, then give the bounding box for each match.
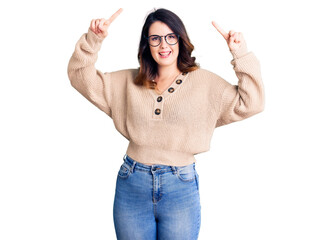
[86,28,105,51]
[230,42,248,59]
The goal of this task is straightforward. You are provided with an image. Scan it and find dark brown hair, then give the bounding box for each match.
[135,8,199,89]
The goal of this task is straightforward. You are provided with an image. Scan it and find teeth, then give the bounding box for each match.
[159,52,170,56]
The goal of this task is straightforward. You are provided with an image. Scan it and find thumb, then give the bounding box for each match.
[99,19,107,31]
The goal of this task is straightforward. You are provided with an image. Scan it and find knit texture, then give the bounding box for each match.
[67,28,265,166]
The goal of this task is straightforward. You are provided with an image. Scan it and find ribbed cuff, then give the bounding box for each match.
[230,42,248,59]
[86,28,105,52]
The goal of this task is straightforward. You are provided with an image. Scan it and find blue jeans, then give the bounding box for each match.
[113,154,201,240]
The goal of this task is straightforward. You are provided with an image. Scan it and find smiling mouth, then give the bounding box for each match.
[159,51,171,58]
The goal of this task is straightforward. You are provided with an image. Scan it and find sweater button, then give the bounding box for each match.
[155,109,161,115]
[157,96,163,102]
[176,79,182,84]
[168,87,174,93]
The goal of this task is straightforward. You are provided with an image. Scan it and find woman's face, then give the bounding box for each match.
[148,21,179,69]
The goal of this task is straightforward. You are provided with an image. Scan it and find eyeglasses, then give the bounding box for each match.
[146,33,179,47]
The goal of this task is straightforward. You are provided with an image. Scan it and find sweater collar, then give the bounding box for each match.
[148,72,189,100]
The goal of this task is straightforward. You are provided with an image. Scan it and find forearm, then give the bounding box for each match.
[218,51,265,126]
[67,29,112,117]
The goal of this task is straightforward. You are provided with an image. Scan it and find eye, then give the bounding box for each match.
[150,36,160,42]
[167,34,176,39]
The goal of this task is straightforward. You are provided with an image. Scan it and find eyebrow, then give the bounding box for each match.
[148,33,175,37]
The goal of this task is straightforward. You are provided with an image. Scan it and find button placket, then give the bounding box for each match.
[150,72,188,120]
[153,95,163,119]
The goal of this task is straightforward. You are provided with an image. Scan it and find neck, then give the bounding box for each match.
[156,64,181,83]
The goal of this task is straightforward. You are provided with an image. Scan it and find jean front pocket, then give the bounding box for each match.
[117,162,132,179]
[176,165,196,182]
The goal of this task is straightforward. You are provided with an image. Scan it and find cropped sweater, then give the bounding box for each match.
[67,28,265,166]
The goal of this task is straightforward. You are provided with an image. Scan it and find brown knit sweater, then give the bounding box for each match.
[67,28,265,166]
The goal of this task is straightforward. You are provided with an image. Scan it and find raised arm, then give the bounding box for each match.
[212,21,265,127]
[67,8,123,117]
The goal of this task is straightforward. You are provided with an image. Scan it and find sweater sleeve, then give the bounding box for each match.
[215,46,265,127]
[67,28,112,118]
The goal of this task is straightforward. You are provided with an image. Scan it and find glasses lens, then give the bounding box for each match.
[148,35,161,47]
[166,34,178,45]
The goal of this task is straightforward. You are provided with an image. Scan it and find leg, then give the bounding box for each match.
[113,164,156,240]
[157,167,201,240]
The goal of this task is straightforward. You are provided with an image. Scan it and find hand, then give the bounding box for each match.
[212,21,246,52]
[90,8,123,38]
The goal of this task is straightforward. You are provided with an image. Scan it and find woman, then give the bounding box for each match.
[67,8,264,240]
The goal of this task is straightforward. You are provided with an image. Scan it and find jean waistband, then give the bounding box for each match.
[123,154,196,174]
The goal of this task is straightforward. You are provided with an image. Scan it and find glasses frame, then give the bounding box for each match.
[146,33,180,47]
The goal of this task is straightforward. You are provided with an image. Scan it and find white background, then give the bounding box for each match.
[1,0,332,239]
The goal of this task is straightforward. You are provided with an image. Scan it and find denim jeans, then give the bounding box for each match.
[113,154,201,240]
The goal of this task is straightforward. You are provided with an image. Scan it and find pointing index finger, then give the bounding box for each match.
[212,21,228,40]
[106,8,123,25]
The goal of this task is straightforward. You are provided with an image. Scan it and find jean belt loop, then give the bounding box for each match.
[171,166,177,175]
[130,161,136,173]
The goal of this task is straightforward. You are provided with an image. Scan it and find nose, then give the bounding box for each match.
[160,37,168,48]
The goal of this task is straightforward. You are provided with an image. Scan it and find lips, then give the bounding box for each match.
[159,51,171,58]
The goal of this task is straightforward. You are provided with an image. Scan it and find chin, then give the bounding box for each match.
[154,55,177,67]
